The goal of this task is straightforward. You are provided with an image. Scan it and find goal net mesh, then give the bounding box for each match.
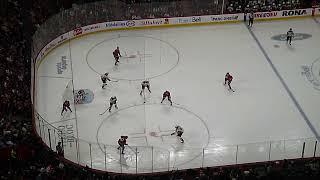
[62,80,75,105]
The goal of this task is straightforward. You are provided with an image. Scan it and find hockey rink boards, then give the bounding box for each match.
[35,17,320,172]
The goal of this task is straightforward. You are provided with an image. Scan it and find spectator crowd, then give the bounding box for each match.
[0,0,319,179]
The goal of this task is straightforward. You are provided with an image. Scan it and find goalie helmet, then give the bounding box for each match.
[105,73,109,76]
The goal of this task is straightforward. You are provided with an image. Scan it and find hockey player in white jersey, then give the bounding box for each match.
[171,125,184,143]
[286,28,294,45]
[140,80,151,95]
[101,73,111,89]
[108,96,118,112]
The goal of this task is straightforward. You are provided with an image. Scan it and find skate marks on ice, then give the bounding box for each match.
[95,102,211,170]
[85,34,180,81]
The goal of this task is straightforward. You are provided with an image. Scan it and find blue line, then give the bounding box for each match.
[245,23,319,140]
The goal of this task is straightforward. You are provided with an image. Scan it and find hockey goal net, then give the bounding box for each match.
[62,80,75,104]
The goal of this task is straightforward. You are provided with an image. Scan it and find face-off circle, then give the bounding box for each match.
[271,33,312,41]
[86,35,180,81]
[96,102,210,170]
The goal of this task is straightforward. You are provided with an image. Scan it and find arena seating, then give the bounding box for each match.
[1,0,320,179]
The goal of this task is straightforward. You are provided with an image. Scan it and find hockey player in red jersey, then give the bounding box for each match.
[113,46,121,66]
[117,136,128,154]
[161,90,172,105]
[61,100,72,115]
[224,72,233,91]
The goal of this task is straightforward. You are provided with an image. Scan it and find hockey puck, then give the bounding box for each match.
[273,44,280,48]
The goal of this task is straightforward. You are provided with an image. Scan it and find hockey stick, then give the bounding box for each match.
[99,108,109,115]
[110,80,119,82]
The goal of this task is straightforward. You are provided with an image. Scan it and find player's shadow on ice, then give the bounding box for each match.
[286,43,295,51]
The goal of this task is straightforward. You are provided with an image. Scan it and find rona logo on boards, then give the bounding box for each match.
[282,9,307,17]
[56,56,68,74]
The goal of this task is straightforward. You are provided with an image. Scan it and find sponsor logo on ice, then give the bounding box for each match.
[271,33,312,41]
[57,124,75,145]
[56,56,68,74]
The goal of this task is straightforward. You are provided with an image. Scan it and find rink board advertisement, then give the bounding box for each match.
[169,14,240,25]
[32,7,313,105]
[33,8,312,66]
[254,8,311,19]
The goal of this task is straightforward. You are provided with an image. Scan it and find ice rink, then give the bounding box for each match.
[35,17,320,173]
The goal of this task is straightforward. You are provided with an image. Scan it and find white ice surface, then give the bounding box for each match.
[35,18,320,173]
